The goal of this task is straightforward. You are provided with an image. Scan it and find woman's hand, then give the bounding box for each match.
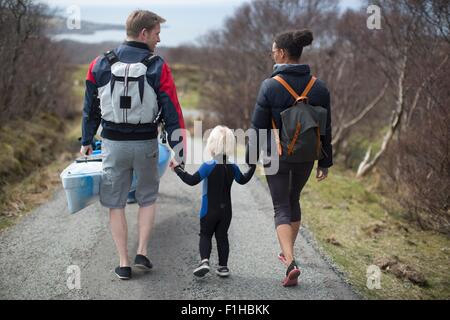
[316,167,328,182]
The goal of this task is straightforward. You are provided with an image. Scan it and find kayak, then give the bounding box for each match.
[60,141,171,214]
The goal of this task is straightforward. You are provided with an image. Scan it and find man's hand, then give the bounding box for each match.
[169,159,179,171]
[80,145,93,156]
[316,167,329,182]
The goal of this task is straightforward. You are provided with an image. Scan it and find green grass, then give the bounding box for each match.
[71,64,89,100]
[0,151,75,231]
[0,114,81,232]
[297,165,450,299]
[0,113,66,186]
[171,64,202,110]
[0,66,85,232]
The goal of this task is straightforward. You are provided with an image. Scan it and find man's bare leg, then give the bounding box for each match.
[137,204,156,257]
[110,209,129,267]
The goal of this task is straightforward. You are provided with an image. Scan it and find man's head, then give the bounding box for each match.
[126,10,166,51]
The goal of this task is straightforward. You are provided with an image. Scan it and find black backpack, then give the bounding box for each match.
[271,75,328,163]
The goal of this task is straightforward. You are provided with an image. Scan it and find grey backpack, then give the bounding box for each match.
[271,75,328,163]
[98,51,160,125]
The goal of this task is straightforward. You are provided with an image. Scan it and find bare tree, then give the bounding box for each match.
[0,0,74,121]
[349,1,450,179]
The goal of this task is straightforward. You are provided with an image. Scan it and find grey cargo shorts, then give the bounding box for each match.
[100,138,159,209]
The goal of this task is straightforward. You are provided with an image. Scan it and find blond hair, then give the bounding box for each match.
[126,10,166,38]
[206,126,235,157]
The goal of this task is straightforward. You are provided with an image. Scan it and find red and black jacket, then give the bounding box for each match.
[81,41,186,163]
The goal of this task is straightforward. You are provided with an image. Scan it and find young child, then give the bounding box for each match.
[170,126,256,277]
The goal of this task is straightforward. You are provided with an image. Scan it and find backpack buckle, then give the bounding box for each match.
[104,50,119,66]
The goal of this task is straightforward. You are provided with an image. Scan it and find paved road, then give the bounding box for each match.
[0,163,360,300]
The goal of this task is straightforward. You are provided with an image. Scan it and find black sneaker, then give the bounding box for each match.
[193,259,210,277]
[282,260,301,287]
[216,266,230,277]
[134,254,153,271]
[115,266,132,280]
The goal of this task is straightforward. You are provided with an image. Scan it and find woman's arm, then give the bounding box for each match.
[318,86,333,169]
[246,80,272,165]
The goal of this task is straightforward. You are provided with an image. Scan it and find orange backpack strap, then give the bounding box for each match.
[301,76,317,98]
[272,118,283,156]
[273,75,317,104]
[273,76,303,104]
[288,122,302,156]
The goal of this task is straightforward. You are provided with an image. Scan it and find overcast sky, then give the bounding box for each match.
[43,0,362,47]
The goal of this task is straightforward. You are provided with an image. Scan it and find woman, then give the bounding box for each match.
[248,29,333,286]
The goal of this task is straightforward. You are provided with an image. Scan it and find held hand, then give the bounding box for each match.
[80,145,93,156]
[316,167,328,182]
[169,159,179,171]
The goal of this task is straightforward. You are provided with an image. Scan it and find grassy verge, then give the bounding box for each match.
[71,64,89,99]
[171,64,202,110]
[295,165,450,299]
[254,165,450,299]
[0,115,81,232]
[0,64,86,232]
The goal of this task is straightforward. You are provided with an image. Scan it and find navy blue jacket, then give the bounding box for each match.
[81,41,186,163]
[249,64,333,168]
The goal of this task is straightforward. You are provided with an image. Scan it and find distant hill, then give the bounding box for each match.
[59,40,170,65]
[47,16,175,64]
[47,16,124,35]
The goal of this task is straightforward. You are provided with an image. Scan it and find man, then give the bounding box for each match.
[80,10,186,280]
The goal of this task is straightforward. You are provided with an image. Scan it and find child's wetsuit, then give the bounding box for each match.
[174,155,256,266]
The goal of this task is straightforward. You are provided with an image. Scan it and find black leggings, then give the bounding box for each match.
[199,206,232,267]
[266,161,314,227]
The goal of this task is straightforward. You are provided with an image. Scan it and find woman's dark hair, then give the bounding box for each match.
[274,29,313,60]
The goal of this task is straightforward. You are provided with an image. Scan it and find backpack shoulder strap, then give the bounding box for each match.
[272,75,317,103]
[273,75,301,102]
[104,50,119,66]
[141,54,158,67]
[140,54,162,123]
[301,76,317,98]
